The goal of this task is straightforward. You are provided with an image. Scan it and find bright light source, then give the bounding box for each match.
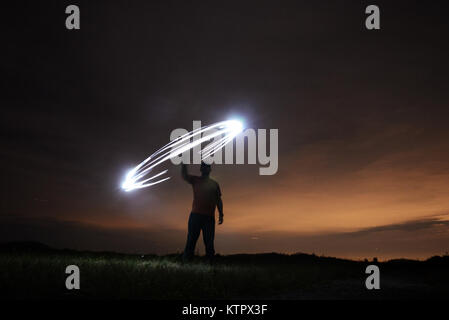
[226,119,244,135]
[121,171,135,191]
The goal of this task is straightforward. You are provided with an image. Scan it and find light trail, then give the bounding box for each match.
[121,119,243,191]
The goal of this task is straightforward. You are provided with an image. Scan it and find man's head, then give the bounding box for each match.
[200,162,211,177]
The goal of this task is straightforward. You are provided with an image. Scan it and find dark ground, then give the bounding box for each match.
[1,242,448,299]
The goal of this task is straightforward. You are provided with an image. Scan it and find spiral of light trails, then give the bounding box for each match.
[121,119,244,191]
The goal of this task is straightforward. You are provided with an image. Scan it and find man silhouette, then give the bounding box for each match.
[182,162,223,261]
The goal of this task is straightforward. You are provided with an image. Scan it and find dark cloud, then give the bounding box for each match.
[345,215,449,236]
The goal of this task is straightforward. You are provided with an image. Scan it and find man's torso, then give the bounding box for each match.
[190,176,221,216]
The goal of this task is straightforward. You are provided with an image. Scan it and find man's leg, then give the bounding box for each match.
[183,213,201,261]
[202,215,215,259]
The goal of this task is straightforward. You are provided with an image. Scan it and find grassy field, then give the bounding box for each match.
[1,242,448,299]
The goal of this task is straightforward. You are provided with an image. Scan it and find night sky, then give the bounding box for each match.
[2,0,449,260]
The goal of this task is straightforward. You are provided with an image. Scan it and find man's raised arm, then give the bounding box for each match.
[181,164,193,184]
